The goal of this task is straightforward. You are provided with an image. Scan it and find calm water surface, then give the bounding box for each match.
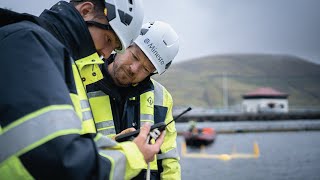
[176,121,320,180]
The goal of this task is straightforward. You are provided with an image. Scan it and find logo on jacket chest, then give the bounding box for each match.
[147,96,154,108]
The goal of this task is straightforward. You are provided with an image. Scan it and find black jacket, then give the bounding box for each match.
[0,2,117,179]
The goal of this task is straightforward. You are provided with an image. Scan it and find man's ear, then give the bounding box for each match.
[75,2,95,20]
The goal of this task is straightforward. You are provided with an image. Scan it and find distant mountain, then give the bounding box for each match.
[153,54,320,108]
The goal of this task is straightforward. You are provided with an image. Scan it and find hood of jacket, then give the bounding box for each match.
[39,1,96,60]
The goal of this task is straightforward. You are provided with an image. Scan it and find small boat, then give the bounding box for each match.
[183,127,216,147]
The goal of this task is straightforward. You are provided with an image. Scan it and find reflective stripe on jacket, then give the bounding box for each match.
[71,53,104,134]
[88,78,181,179]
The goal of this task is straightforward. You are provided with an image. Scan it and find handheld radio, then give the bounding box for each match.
[115,107,192,142]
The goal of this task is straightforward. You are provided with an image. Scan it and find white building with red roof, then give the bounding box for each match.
[242,87,289,113]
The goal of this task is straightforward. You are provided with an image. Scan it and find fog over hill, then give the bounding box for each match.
[153,54,320,108]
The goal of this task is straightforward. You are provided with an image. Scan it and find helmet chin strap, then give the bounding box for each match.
[149,72,157,76]
[86,21,113,31]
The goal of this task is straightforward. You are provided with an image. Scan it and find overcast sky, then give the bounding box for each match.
[1,0,320,64]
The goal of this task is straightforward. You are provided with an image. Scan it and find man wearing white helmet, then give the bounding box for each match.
[87,21,181,179]
[0,0,165,179]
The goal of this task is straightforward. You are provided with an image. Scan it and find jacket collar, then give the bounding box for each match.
[39,1,96,60]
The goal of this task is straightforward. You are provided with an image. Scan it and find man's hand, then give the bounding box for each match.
[133,123,165,163]
[112,127,136,140]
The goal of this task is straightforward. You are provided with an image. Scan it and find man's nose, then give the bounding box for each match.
[130,62,142,74]
[101,47,114,59]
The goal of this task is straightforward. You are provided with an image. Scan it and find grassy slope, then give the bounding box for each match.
[153,54,320,108]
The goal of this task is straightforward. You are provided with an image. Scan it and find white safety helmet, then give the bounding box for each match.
[134,21,179,75]
[105,0,144,53]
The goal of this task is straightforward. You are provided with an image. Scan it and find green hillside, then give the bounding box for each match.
[153,54,320,108]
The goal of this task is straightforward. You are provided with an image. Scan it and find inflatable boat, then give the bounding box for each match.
[183,127,216,147]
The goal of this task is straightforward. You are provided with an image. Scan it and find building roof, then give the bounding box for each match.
[243,87,288,99]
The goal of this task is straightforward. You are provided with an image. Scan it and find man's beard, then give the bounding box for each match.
[113,66,132,87]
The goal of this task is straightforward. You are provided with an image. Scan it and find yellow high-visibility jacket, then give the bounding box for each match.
[0,3,146,179]
[86,60,181,180]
